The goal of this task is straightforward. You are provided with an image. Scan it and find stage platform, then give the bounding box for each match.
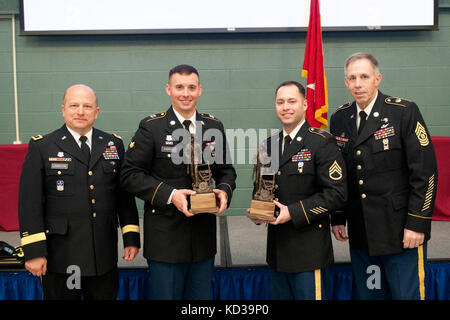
[1,217,449,300]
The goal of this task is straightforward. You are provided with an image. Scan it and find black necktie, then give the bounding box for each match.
[358,110,368,135]
[183,120,192,132]
[283,135,292,155]
[79,136,90,162]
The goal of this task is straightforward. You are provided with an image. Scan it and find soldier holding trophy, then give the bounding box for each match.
[248,81,347,300]
[121,65,236,300]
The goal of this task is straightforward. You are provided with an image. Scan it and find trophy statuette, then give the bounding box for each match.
[248,151,276,222]
[187,134,219,214]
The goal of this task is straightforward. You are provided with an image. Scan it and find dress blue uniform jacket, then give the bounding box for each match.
[18,125,140,276]
[120,106,236,264]
[329,91,438,256]
[262,121,347,273]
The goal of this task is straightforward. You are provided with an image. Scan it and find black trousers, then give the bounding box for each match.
[41,268,118,300]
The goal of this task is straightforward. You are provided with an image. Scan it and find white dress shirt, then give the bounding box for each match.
[66,126,93,151]
[356,91,378,131]
[282,119,305,153]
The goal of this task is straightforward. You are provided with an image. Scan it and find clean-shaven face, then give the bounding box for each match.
[166,72,202,116]
[344,58,382,109]
[275,85,307,132]
[61,85,99,136]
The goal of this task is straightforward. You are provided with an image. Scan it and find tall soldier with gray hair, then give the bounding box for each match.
[330,53,438,300]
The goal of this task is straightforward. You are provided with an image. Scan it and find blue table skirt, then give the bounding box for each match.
[1,262,449,300]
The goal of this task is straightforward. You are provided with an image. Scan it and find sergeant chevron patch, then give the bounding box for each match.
[415,122,429,147]
[329,160,343,181]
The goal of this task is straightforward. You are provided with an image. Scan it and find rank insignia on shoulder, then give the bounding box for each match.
[334,102,352,114]
[146,112,166,122]
[385,97,410,107]
[308,127,329,138]
[31,135,43,141]
[200,112,220,122]
[112,133,122,140]
[129,141,135,148]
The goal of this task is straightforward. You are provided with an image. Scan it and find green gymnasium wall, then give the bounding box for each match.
[1,2,450,216]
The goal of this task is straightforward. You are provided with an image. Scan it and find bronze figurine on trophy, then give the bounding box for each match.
[248,151,276,222]
[186,134,219,214]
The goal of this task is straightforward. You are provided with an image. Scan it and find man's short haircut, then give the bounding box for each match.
[345,52,380,76]
[275,81,306,98]
[169,64,200,81]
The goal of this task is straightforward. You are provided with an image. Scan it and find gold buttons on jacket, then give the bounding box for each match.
[90,185,94,190]
[88,171,93,176]
[359,180,364,185]
[356,150,361,156]
[91,199,96,204]
[361,194,367,199]
[277,171,281,176]
[152,209,156,213]
[57,171,61,175]
[92,212,97,218]
[357,165,362,170]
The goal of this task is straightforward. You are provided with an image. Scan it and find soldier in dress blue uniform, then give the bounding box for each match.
[120,65,236,300]
[18,84,140,300]
[248,81,347,300]
[330,53,438,300]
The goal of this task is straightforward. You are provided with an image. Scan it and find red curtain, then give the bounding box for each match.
[0,144,28,231]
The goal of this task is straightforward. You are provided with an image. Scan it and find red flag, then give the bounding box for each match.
[302,0,328,129]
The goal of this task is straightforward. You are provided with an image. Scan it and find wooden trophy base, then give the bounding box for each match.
[190,192,219,214]
[248,200,276,222]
